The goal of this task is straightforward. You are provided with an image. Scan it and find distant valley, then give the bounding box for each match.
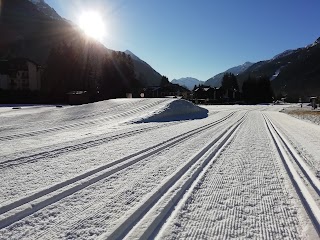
[171,77,205,90]
[171,62,254,90]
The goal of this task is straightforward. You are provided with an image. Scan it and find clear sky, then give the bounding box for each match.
[45,0,320,81]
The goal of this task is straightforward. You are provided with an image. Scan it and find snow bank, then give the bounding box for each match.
[136,99,208,123]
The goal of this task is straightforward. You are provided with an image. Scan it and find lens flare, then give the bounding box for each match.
[79,11,106,41]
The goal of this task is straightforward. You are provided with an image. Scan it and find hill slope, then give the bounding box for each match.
[0,0,79,65]
[125,50,162,86]
[205,62,254,87]
[0,0,163,93]
[237,37,320,99]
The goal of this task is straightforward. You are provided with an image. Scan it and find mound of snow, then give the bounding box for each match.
[136,99,208,123]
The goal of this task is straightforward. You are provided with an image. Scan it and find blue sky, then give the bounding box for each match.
[45,0,320,81]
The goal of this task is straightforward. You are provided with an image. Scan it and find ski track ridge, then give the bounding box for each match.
[0,99,147,129]
[0,112,237,229]
[33,112,243,240]
[0,100,167,141]
[101,113,248,239]
[0,121,180,169]
[263,113,320,236]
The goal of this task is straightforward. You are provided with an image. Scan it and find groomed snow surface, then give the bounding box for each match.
[0,99,319,239]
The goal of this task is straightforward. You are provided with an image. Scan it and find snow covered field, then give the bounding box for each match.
[0,99,319,239]
[281,104,320,126]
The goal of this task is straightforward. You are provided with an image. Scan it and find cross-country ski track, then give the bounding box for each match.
[0,99,319,239]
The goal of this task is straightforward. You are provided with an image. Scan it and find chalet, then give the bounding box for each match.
[0,58,43,91]
[192,86,240,103]
[194,86,212,100]
[142,84,189,98]
[193,86,223,102]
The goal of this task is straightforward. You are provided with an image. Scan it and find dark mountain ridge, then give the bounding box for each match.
[124,50,161,86]
[205,62,254,87]
[237,37,320,100]
[0,0,163,101]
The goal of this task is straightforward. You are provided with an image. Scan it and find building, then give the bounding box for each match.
[142,84,189,98]
[192,86,241,104]
[0,58,43,91]
[193,86,223,102]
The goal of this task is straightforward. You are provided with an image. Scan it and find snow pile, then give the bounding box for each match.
[136,99,208,123]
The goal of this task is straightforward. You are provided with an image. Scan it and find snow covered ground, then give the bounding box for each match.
[0,99,319,239]
[281,104,320,126]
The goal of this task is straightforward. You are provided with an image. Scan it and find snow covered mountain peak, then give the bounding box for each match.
[205,62,254,87]
[222,62,254,76]
[271,50,295,61]
[305,36,320,49]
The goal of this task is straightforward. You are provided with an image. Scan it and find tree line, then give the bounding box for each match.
[242,75,274,103]
[221,73,274,103]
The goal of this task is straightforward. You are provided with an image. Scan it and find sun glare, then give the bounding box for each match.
[79,11,106,41]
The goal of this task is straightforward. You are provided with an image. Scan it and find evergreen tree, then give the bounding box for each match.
[221,73,239,91]
[160,76,169,86]
[242,75,274,103]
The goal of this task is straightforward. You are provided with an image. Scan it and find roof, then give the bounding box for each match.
[195,86,216,92]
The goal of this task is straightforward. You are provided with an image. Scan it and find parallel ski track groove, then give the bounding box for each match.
[38,112,246,240]
[0,112,237,228]
[0,100,167,141]
[0,121,180,169]
[266,115,320,195]
[263,114,320,236]
[0,99,147,129]
[102,113,247,240]
[34,116,237,240]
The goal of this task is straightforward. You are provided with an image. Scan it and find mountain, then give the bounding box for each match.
[125,50,162,86]
[171,77,204,90]
[0,0,89,65]
[205,62,254,87]
[28,0,61,20]
[0,0,160,101]
[0,0,164,100]
[237,37,320,100]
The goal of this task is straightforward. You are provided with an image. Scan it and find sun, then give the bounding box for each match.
[79,11,106,41]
